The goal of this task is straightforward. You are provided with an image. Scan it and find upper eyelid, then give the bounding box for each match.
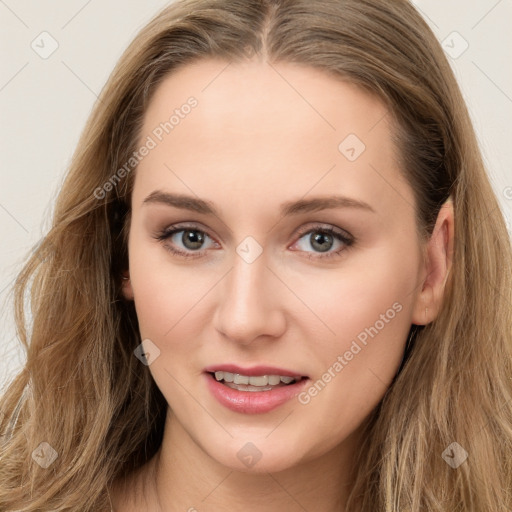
[160,222,219,242]
[294,223,353,239]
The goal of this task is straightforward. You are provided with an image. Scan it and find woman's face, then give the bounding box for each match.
[124,58,428,472]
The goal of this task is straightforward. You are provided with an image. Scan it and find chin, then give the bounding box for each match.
[207,439,306,474]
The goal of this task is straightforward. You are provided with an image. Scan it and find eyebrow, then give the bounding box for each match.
[142,190,376,216]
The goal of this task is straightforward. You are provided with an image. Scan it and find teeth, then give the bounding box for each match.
[213,371,301,387]
[233,374,250,385]
[268,375,281,385]
[249,375,268,386]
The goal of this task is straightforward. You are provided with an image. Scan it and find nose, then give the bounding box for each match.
[213,250,287,346]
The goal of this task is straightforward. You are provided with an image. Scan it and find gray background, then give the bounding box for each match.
[1,0,511,390]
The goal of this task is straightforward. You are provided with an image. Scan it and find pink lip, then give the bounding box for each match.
[203,364,307,378]
[203,365,310,414]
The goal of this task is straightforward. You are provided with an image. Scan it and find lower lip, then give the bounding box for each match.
[204,373,309,414]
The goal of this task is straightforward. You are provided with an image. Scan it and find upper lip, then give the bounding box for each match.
[203,364,308,378]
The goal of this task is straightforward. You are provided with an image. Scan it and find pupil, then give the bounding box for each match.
[183,230,204,250]
[311,232,333,252]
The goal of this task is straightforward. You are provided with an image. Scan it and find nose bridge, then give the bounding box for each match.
[214,248,285,343]
[230,254,265,307]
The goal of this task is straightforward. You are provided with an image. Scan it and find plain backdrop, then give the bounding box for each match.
[1,0,511,390]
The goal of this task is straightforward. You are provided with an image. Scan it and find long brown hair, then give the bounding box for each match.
[1,0,511,510]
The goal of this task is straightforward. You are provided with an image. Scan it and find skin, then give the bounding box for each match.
[110,58,454,511]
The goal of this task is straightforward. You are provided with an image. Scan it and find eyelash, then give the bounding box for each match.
[154,223,355,261]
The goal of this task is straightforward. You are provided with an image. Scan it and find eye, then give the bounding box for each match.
[154,223,355,261]
[154,224,217,259]
[290,225,354,260]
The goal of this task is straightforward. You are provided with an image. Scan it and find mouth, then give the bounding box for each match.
[207,371,306,392]
[203,364,310,414]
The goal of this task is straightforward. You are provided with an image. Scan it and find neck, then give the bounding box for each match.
[111,408,365,512]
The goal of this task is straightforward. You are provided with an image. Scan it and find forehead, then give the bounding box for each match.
[133,58,414,222]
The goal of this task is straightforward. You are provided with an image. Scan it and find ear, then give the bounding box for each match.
[411,197,455,325]
[121,270,134,301]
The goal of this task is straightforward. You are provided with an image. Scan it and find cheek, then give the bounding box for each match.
[291,244,420,431]
[294,239,419,337]
[127,229,218,339]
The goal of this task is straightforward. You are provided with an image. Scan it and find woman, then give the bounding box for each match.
[1,0,511,510]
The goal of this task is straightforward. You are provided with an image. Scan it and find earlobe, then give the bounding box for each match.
[411,197,455,325]
[121,271,134,301]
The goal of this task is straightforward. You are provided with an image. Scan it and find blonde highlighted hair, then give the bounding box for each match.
[1,0,511,510]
